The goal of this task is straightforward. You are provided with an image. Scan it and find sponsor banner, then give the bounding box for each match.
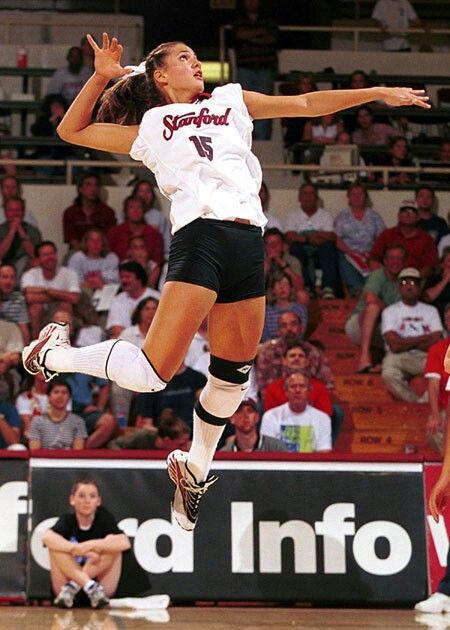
[423,463,448,593]
[0,455,28,599]
[29,459,427,603]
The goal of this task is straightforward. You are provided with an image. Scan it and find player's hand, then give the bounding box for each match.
[429,475,450,522]
[382,87,430,109]
[72,540,96,555]
[87,32,132,80]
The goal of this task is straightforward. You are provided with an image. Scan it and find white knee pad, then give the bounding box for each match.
[198,373,250,420]
[107,341,167,393]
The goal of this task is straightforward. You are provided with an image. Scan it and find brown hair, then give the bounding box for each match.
[97,41,184,125]
[70,478,101,497]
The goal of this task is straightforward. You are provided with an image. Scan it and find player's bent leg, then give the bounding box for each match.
[90,553,122,598]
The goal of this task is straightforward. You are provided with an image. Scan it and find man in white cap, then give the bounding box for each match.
[381,267,443,402]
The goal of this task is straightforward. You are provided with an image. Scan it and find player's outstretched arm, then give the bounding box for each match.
[243,86,430,121]
[57,32,138,154]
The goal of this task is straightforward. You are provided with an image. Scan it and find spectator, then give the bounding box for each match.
[346,243,406,373]
[0,263,30,344]
[46,46,93,103]
[105,261,160,339]
[381,136,416,185]
[73,303,104,347]
[15,372,55,441]
[126,235,161,289]
[424,247,450,320]
[438,140,450,163]
[0,176,37,225]
[381,267,442,402]
[42,478,130,609]
[68,228,119,292]
[0,399,22,449]
[0,318,23,370]
[108,408,191,451]
[259,181,282,231]
[0,196,42,277]
[263,341,332,415]
[30,94,78,168]
[51,308,116,449]
[416,186,448,245]
[262,272,308,342]
[221,399,287,452]
[256,311,334,397]
[131,179,171,258]
[285,183,339,298]
[263,227,306,296]
[423,304,450,454]
[302,113,344,146]
[334,182,385,296]
[348,70,371,89]
[260,372,332,453]
[107,195,163,265]
[372,0,427,52]
[110,296,159,419]
[134,362,206,431]
[21,241,80,339]
[351,105,401,146]
[28,379,87,450]
[232,0,278,140]
[369,200,437,278]
[63,173,116,255]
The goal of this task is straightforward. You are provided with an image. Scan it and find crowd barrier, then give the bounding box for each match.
[0,450,446,605]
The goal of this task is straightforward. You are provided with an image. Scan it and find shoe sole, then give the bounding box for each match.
[167,451,196,531]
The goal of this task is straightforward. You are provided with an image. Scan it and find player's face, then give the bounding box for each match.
[157,45,204,98]
[70,484,101,517]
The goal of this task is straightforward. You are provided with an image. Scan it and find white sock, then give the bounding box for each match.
[45,340,166,393]
[83,579,97,593]
[187,412,225,482]
[67,580,81,592]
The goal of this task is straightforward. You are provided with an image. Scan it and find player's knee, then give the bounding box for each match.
[197,355,254,421]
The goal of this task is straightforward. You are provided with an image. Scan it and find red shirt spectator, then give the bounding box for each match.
[264,375,332,415]
[107,195,164,263]
[369,202,437,277]
[424,337,450,411]
[63,173,116,250]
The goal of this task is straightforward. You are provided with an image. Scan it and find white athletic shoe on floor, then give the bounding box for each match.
[53,582,79,608]
[415,592,450,613]
[85,581,109,609]
[167,449,218,531]
[22,321,70,382]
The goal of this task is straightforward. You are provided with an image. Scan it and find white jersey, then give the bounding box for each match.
[130,83,266,234]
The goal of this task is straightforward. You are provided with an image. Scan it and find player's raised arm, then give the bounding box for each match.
[243,86,430,120]
[57,32,138,154]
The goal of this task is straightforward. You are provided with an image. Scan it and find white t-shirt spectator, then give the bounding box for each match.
[106,287,160,331]
[381,300,443,350]
[284,207,334,234]
[372,0,417,51]
[21,266,80,293]
[260,402,332,452]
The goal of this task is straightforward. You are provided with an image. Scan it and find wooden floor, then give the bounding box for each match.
[0,606,447,629]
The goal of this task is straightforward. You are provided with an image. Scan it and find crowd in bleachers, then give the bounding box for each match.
[2,160,450,457]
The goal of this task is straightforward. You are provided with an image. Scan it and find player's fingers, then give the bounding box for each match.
[110,37,118,52]
[102,32,109,49]
[86,33,99,51]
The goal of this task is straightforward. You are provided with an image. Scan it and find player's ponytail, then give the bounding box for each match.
[96,40,184,125]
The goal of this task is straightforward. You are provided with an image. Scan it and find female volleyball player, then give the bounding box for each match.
[23,33,430,531]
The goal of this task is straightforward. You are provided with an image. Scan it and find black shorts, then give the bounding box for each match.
[166,218,265,303]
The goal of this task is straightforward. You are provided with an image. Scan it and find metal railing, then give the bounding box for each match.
[2,158,449,189]
[219,24,450,83]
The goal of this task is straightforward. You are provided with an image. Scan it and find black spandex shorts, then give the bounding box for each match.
[165,218,265,303]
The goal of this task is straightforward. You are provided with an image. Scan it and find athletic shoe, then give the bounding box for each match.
[415,592,450,613]
[167,449,218,531]
[22,322,70,382]
[53,582,79,608]
[85,581,109,609]
[320,286,335,299]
